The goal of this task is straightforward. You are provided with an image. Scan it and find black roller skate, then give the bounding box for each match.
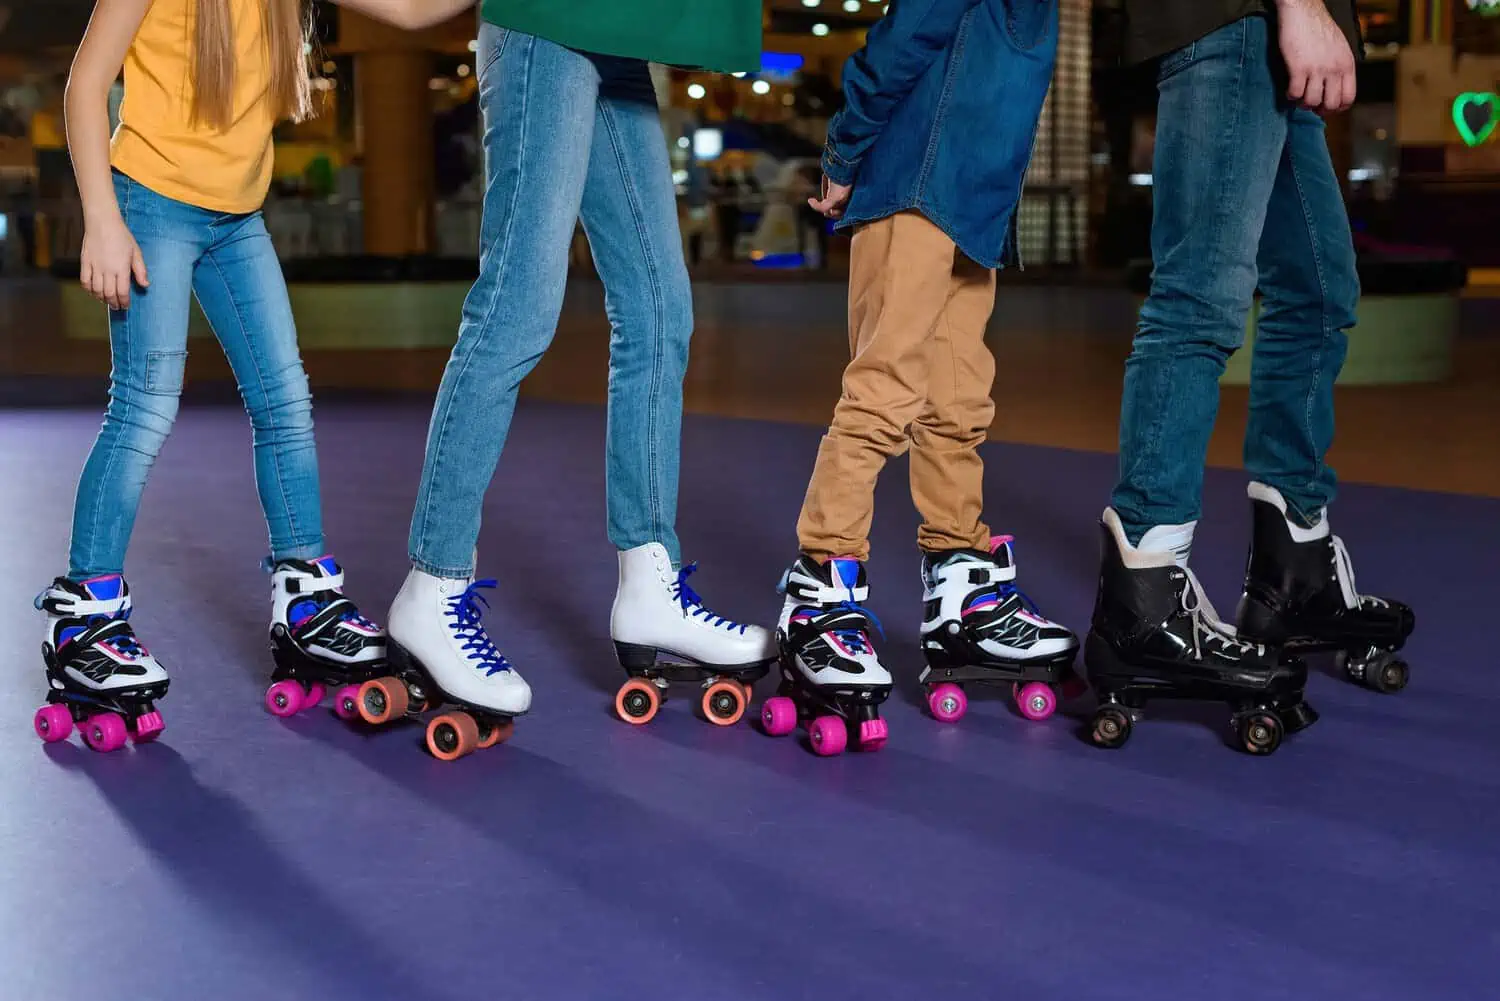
[34,575,170,752]
[762,555,893,757]
[1237,483,1415,694]
[918,535,1083,724]
[1083,510,1319,756]
[265,556,387,722]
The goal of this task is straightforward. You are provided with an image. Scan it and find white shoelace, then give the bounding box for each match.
[1180,568,1264,661]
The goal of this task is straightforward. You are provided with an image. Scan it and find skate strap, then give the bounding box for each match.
[284,570,345,595]
[80,616,146,656]
[798,581,870,605]
[38,591,132,619]
[294,596,361,635]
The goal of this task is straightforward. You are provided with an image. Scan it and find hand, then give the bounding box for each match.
[1277,0,1356,112]
[808,175,853,220]
[80,215,148,311]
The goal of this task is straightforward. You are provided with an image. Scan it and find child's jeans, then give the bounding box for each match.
[67,172,325,579]
[797,211,998,561]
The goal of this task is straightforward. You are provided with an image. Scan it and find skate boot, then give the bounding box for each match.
[610,542,776,727]
[1237,483,1415,694]
[918,535,1082,724]
[761,555,893,756]
[1083,509,1318,755]
[34,575,170,751]
[265,556,387,720]
[377,568,532,761]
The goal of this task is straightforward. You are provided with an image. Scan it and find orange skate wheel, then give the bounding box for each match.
[738,679,755,703]
[358,677,410,725]
[426,712,481,761]
[476,717,515,749]
[701,680,747,727]
[615,678,661,725]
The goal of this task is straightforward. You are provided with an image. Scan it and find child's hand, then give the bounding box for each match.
[80,215,149,311]
[809,175,853,220]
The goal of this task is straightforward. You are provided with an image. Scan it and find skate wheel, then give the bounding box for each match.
[1090,706,1132,750]
[265,680,306,719]
[300,683,327,712]
[614,678,661,725]
[426,712,481,761]
[1370,657,1409,694]
[358,677,410,725]
[131,710,165,743]
[857,718,888,751]
[333,685,363,722]
[476,717,514,749]
[738,680,755,704]
[702,680,747,727]
[807,716,848,757]
[760,696,798,737]
[81,713,129,753]
[1015,682,1058,722]
[1237,711,1283,756]
[33,704,73,744]
[927,683,967,724]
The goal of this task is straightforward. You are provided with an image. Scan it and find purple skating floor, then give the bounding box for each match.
[1,400,1495,1001]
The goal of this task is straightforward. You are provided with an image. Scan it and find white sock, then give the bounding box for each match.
[1248,481,1330,542]
[1137,521,1196,569]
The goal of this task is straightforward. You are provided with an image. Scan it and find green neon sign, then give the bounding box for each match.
[1453,92,1500,147]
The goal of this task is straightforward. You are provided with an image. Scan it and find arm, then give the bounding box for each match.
[822,0,982,187]
[66,0,153,309]
[1274,0,1356,112]
[331,0,476,32]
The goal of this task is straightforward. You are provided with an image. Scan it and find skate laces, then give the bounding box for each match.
[830,600,885,655]
[1179,570,1260,660]
[445,579,512,676]
[672,564,748,634]
[1330,535,1385,610]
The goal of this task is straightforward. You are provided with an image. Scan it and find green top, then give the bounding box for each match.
[479,0,762,73]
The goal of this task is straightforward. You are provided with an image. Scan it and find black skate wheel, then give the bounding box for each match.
[1237,711,1283,756]
[1090,706,1132,750]
[1369,657,1409,694]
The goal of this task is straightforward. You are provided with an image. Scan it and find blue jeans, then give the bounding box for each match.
[408,26,691,578]
[1112,16,1357,543]
[68,172,324,578]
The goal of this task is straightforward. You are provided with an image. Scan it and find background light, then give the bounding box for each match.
[687,83,707,100]
[752,80,771,95]
[812,23,830,36]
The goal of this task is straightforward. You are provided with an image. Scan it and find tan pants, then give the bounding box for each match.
[797,211,998,561]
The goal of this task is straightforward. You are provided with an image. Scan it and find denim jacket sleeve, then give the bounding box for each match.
[821,0,983,186]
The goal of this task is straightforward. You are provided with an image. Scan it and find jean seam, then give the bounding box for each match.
[413,34,535,566]
[411,556,473,580]
[1285,135,1330,506]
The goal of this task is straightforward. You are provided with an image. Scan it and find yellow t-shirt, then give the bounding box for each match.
[110,0,277,214]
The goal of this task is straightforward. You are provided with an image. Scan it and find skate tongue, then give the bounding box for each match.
[310,556,342,578]
[80,574,124,602]
[988,535,1017,568]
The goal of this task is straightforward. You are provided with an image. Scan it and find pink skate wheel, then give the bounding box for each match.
[857,718,889,751]
[1015,681,1058,721]
[34,704,73,744]
[265,680,305,718]
[927,683,968,723]
[81,713,129,753]
[300,683,327,712]
[807,716,848,757]
[131,711,165,743]
[333,685,362,721]
[761,696,798,737]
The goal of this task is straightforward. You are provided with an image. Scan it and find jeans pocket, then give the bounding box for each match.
[144,351,188,394]
[1004,0,1056,51]
[477,21,510,75]
[1157,41,1198,81]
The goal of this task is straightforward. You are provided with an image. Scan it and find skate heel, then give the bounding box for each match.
[614,641,660,671]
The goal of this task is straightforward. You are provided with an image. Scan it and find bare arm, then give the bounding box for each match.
[66,0,153,309]
[331,0,476,32]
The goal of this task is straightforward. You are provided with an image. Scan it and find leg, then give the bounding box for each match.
[581,55,694,563]
[910,252,997,553]
[1111,16,1288,543]
[193,212,324,564]
[407,25,600,578]
[67,175,202,579]
[1244,106,1356,523]
[797,211,959,561]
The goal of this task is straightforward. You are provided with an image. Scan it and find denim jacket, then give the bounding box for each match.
[822,0,1058,268]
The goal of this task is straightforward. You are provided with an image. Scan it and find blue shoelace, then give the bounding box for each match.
[446,579,512,676]
[672,564,748,634]
[831,600,884,655]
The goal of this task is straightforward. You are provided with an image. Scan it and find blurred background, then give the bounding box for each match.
[0,0,1495,495]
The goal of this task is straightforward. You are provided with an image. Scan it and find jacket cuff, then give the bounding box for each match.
[821,143,859,187]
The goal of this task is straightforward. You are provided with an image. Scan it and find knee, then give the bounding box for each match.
[104,371,182,456]
[244,361,315,437]
[1136,275,1253,358]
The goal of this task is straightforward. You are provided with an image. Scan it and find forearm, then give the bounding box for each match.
[332,0,475,32]
[64,77,121,227]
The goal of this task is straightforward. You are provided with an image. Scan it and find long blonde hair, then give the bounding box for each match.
[190,0,312,130]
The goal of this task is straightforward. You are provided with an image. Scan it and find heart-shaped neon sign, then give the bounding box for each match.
[1453,92,1500,147]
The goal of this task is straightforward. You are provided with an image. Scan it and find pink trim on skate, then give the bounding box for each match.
[988,535,1015,553]
[962,598,1001,616]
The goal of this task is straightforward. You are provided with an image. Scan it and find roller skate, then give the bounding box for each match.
[1083,510,1318,755]
[761,555,893,757]
[33,575,169,752]
[264,556,387,721]
[377,568,532,762]
[1237,483,1415,694]
[918,535,1083,724]
[610,543,776,727]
